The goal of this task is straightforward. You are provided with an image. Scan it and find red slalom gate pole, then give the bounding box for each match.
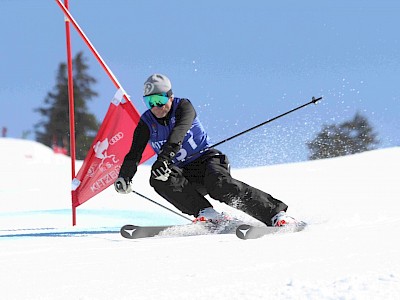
[56,0,126,225]
[63,0,77,225]
[55,0,147,225]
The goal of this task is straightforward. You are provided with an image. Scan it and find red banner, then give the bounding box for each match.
[71,89,155,207]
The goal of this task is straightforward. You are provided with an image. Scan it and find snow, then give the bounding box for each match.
[0,137,399,299]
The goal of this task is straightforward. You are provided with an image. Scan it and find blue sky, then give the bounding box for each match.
[1,0,399,167]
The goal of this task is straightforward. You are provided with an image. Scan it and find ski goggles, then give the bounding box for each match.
[143,92,170,109]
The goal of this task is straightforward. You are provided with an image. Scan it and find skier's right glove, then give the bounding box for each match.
[114,177,132,194]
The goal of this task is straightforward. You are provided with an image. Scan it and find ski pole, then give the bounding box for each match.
[179,96,322,164]
[132,96,322,220]
[132,190,193,222]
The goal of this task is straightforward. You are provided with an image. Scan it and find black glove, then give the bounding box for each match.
[150,143,180,181]
[114,177,132,194]
[158,143,180,161]
[151,159,172,181]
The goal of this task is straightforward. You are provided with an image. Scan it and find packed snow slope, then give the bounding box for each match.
[0,138,399,300]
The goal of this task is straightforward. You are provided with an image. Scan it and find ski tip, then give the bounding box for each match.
[236,224,252,240]
[120,224,140,239]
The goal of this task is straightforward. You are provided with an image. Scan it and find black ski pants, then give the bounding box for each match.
[150,149,288,226]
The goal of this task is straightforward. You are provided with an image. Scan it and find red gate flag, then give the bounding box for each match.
[71,89,155,207]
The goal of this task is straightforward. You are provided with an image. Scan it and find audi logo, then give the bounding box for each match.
[109,132,124,145]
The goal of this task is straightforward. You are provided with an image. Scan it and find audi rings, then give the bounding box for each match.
[109,132,124,145]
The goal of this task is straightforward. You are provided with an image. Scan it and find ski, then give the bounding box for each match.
[120,222,239,239]
[236,223,307,240]
[120,224,182,239]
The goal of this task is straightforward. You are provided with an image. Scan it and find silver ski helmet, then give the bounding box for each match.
[143,74,172,96]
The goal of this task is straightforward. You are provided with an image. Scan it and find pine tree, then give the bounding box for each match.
[35,52,99,159]
[307,113,379,160]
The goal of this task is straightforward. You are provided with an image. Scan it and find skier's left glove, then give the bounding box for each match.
[151,159,172,182]
[151,142,179,182]
[114,177,132,194]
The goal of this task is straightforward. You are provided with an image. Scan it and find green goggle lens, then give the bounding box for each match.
[143,93,169,109]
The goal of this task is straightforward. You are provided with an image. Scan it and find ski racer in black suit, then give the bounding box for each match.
[115,74,299,226]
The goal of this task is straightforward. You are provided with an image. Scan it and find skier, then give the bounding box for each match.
[114,74,300,227]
